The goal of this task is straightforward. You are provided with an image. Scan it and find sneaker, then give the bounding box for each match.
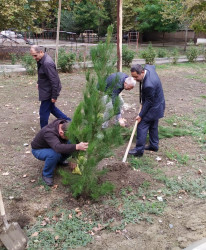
[42,175,53,186]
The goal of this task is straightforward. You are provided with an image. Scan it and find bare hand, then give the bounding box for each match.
[51,98,56,103]
[118,118,126,127]
[136,115,142,123]
[76,142,89,151]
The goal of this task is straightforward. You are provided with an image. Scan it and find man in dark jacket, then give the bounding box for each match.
[102,72,136,128]
[31,118,88,186]
[129,64,165,157]
[30,45,71,128]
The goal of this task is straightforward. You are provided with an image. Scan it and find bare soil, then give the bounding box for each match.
[0,63,206,250]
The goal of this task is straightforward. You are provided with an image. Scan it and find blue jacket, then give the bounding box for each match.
[139,65,165,121]
[105,72,128,114]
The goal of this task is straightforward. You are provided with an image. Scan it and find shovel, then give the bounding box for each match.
[122,105,142,163]
[0,190,28,250]
[122,120,138,163]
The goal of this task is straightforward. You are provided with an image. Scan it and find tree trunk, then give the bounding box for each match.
[184,25,188,51]
[117,0,122,72]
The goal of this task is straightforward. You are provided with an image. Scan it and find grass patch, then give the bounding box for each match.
[158,125,191,139]
[165,150,189,165]
[26,209,101,249]
[120,196,166,225]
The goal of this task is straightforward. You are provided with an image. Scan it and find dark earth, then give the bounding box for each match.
[0,61,206,249]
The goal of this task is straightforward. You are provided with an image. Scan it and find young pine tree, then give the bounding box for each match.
[59,26,124,200]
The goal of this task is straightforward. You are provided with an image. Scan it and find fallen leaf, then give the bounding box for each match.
[2,172,9,176]
[30,179,36,183]
[55,236,59,240]
[179,190,187,195]
[76,212,82,217]
[156,156,162,161]
[75,207,81,213]
[31,232,39,237]
[167,161,174,166]
[68,214,73,219]
[198,169,202,175]
[25,151,31,154]
[23,174,27,178]
[41,220,47,226]
[52,184,58,189]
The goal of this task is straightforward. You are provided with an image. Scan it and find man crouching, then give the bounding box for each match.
[31,119,88,186]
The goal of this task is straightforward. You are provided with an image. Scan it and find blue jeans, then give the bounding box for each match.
[32,148,70,178]
[135,119,159,154]
[40,99,71,128]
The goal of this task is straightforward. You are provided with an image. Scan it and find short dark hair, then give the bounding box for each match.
[61,122,70,134]
[130,64,144,74]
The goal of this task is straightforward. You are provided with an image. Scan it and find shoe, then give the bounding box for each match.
[144,145,158,152]
[42,175,53,186]
[128,148,143,157]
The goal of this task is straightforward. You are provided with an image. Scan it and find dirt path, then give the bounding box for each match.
[0,63,206,249]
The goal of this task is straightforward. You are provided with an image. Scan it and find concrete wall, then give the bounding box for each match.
[142,30,206,43]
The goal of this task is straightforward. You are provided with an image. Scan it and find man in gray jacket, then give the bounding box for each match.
[30,45,71,128]
[31,119,88,186]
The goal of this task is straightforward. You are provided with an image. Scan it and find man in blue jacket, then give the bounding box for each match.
[30,45,71,128]
[102,72,136,128]
[129,64,165,157]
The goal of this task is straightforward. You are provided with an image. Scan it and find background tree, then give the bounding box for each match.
[71,0,109,35]
[186,0,206,33]
[135,0,179,44]
[0,0,78,32]
[161,0,192,51]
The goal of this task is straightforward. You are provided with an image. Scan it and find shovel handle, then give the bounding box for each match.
[0,189,9,229]
[122,105,142,163]
[122,120,138,163]
[0,190,5,216]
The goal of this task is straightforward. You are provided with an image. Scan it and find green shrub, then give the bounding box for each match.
[171,48,179,64]
[157,49,167,58]
[186,45,198,62]
[21,53,37,75]
[10,53,18,65]
[139,43,156,64]
[122,45,135,67]
[58,48,76,72]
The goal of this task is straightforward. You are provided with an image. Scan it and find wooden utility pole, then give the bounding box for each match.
[117,0,122,72]
[55,0,62,67]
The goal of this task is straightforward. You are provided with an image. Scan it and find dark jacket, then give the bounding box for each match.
[31,119,76,154]
[105,72,128,114]
[139,65,165,121]
[37,53,62,101]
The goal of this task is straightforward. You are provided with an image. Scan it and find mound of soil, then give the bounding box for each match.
[100,161,152,196]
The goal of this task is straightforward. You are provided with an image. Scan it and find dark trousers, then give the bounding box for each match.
[40,99,71,128]
[135,119,159,154]
[32,148,70,177]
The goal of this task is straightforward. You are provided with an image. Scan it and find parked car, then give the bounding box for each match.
[0,30,23,39]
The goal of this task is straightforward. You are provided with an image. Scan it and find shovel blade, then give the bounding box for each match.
[0,222,28,250]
